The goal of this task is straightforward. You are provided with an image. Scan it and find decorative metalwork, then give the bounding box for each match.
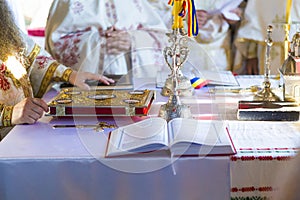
[161,29,194,97]
[254,25,281,101]
[159,29,192,121]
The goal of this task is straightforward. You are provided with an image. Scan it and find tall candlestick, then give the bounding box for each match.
[284,0,293,59]
[285,0,292,25]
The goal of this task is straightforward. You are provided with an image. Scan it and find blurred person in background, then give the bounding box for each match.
[45,0,169,78]
[233,0,300,75]
[148,0,245,72]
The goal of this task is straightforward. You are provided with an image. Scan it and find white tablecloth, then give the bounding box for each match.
[0,115,230,200]
[0,76,299,200]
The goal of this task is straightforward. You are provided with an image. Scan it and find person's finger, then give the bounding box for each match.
[77,82,91,90]
[106,36,130,45]
[99,75,114,84]
[31,106,45,118]
[21,107,41,123]
[107,41,130,50]
[105,26,116,36]
[108,30,128,37]
[32,98,49,112]
[21,116,36,124]
[90,74,114,85]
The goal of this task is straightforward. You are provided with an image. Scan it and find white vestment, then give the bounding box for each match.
[233,0,300,75]
[148,0,239,72]
[45,0,168,77]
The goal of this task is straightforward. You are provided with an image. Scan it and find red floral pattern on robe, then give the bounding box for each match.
[53,28,90,66]
[0,63,10,91]
[36,56,54,69]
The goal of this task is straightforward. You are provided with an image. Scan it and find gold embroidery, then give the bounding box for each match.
[26,44,41,71]
[36,62,60,98]
[61,68,73,82]
[5,70,21,88]
[2,106,13,127]
[0,103,4,112]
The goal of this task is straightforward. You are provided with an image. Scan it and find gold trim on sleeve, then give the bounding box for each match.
[0,103,4,112]
[5,70,21,88]
[35,62,60,98]
[26,44,41,71]
[2,106,13,127]
[61,68,73,82]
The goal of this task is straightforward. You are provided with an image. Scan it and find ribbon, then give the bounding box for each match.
[168,0,198,37]
[186,0,198,37]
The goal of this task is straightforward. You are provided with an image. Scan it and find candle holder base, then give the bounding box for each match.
[253,81,281,101]
[161,74,194,97]
[158,94,192,122]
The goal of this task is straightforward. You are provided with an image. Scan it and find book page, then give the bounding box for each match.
[106,118,169,156]
[156,70,238,88]
[168,119,234,156]
[169,119,227,146]
[199,70,239,86]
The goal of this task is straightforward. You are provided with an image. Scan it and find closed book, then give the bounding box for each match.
[237,100,300,121]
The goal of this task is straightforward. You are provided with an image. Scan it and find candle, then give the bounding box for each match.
[285,0,292,25]
[5,56,33,98]
[284,0,293,59]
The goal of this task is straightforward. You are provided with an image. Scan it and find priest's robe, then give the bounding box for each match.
[45,0,168,78]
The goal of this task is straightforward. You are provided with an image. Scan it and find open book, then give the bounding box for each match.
[156,70,239,88]
[105,118,236,157]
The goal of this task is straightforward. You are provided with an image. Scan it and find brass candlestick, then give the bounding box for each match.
[254,25,280,101]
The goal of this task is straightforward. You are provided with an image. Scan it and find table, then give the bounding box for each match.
[0,76,299,200]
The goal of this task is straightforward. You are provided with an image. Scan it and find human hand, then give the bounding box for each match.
[223,7,242,25]
[246,58,259,75]
[105,27,131,55]
[68,71,115,90]
[196,10,209,28]
[11,98,49,125]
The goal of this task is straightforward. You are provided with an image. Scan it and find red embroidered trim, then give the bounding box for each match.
[231,186,274,193]
[231,155,293,161]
